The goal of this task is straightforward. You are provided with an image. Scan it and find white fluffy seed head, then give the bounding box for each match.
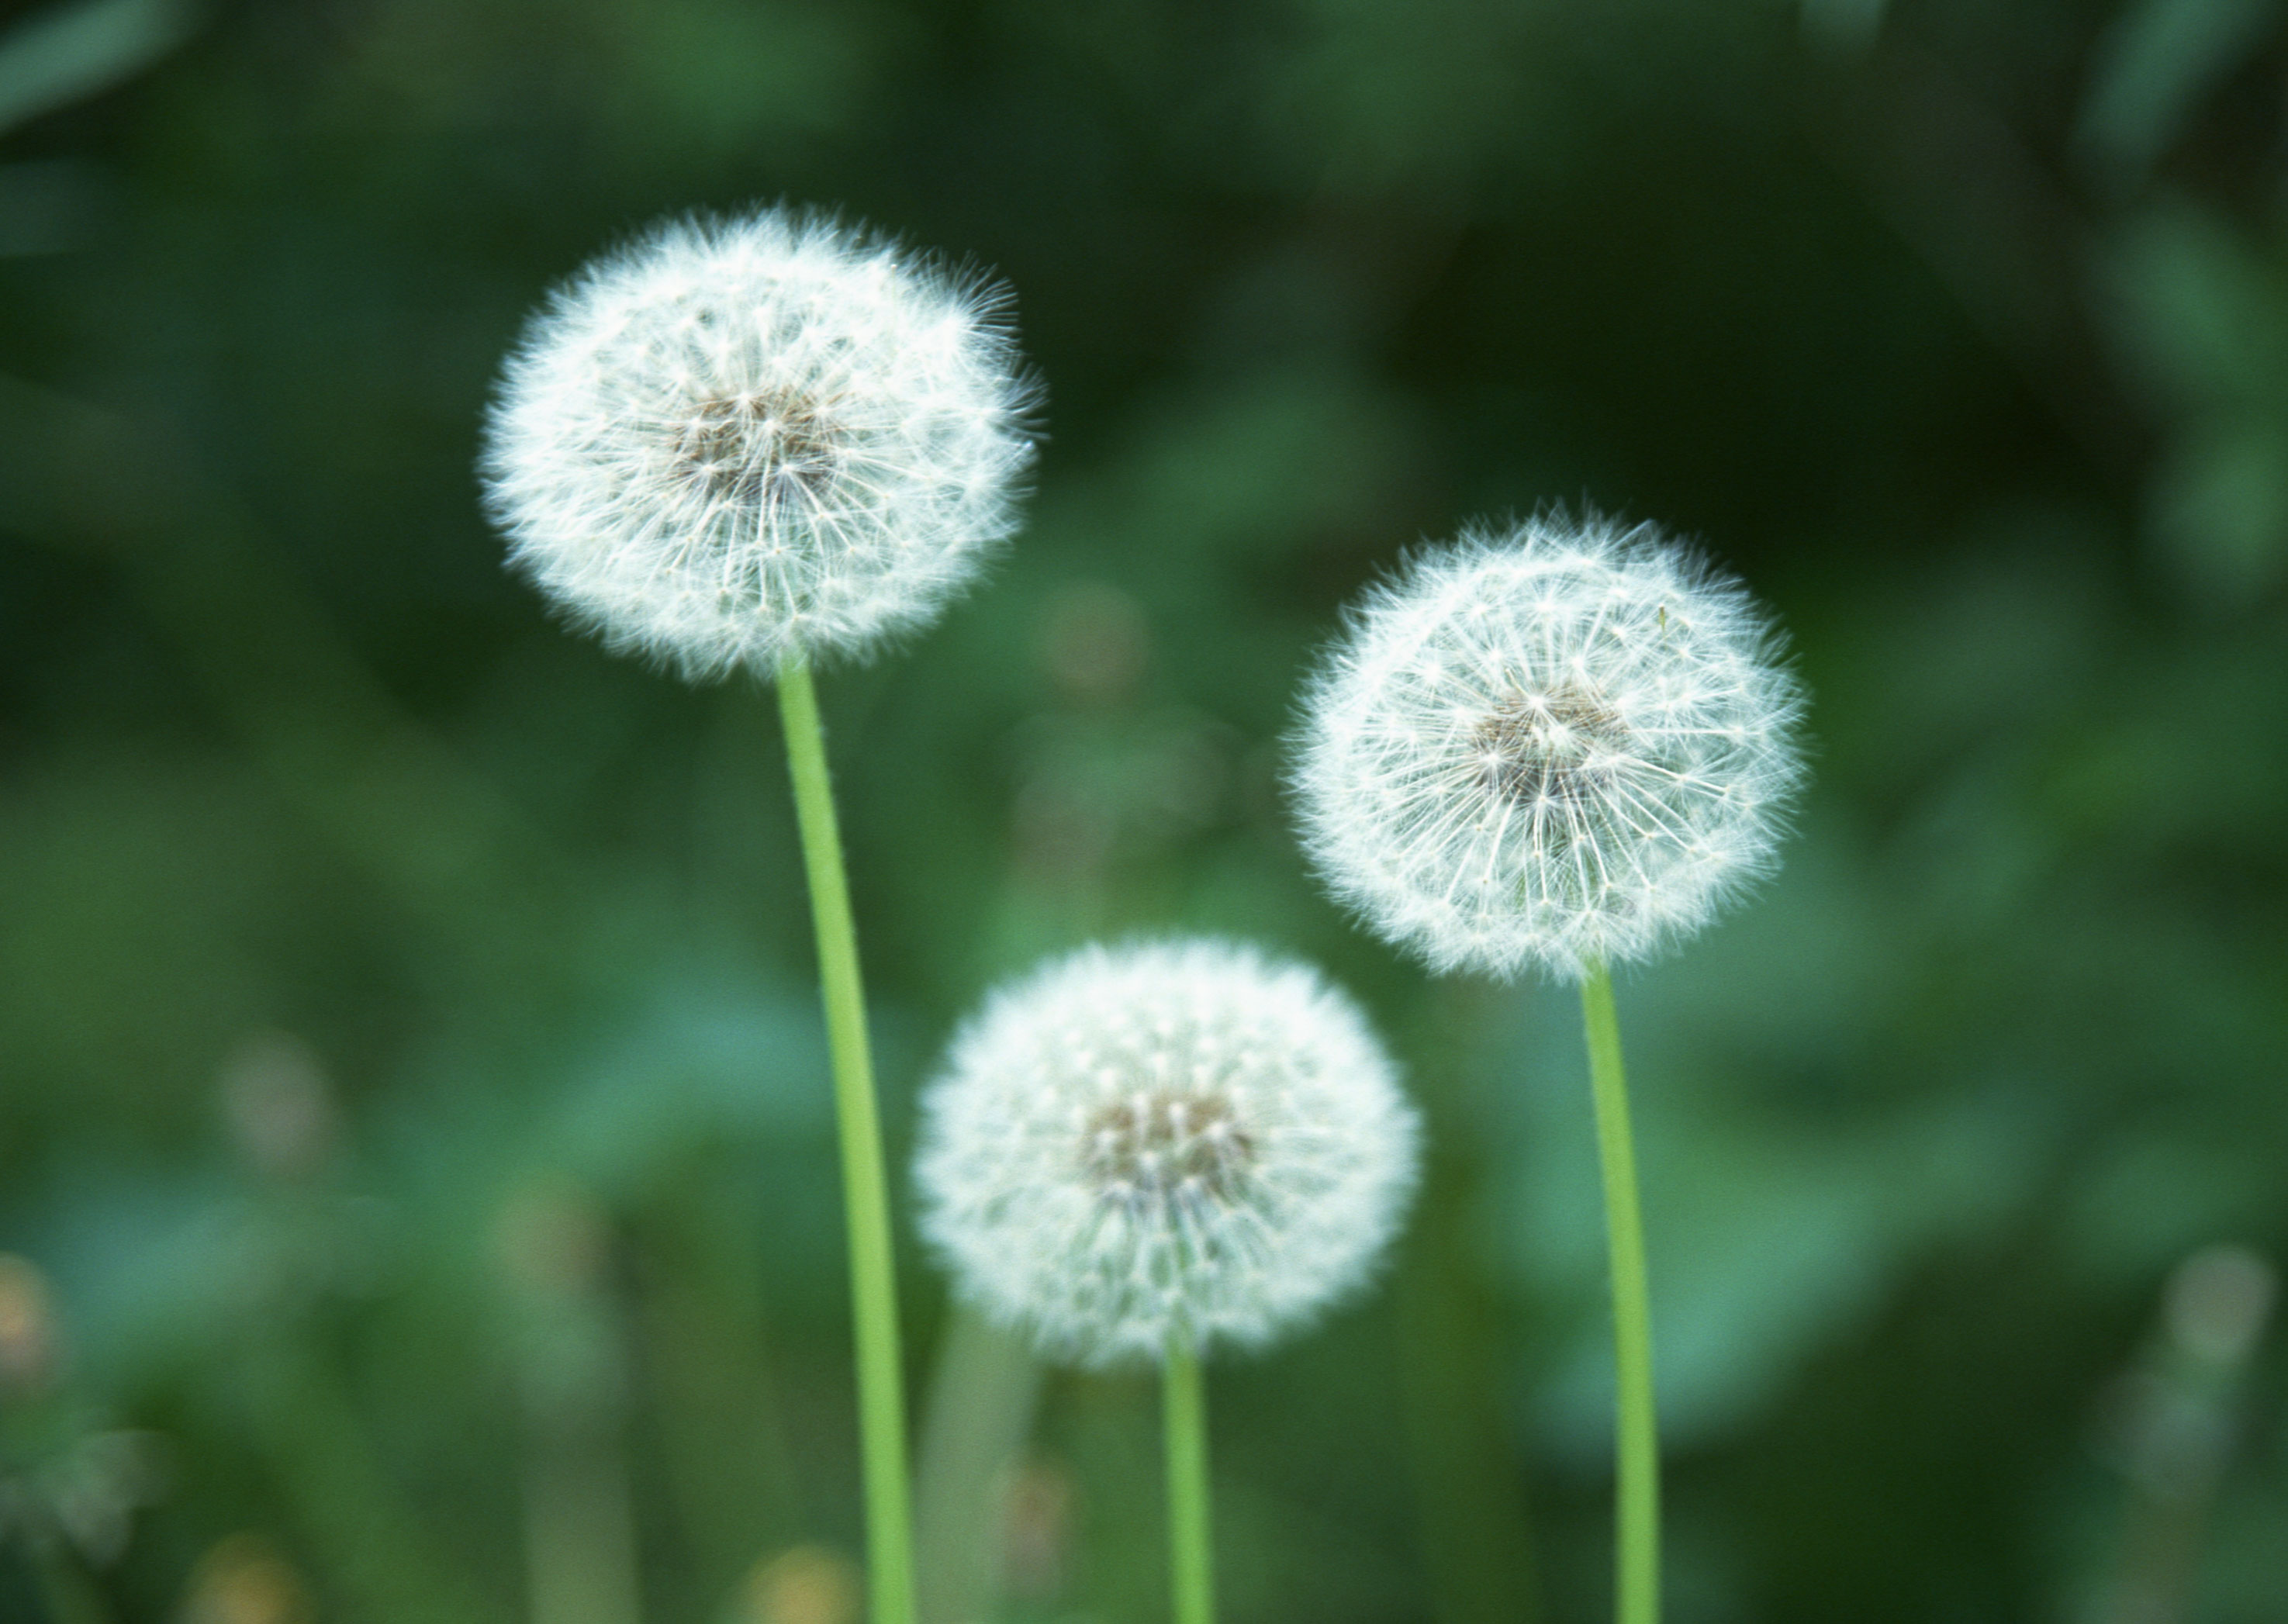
[480,208,1038,679]
[1293,514,1807,982]
[915,939,1421,1368]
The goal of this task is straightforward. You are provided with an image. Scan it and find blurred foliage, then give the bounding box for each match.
[1,0,2285,1620]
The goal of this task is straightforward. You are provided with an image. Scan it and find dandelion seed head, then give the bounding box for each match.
[480,208,1037,679]
[915,939,1420,1367]
[1292,514,1806,980]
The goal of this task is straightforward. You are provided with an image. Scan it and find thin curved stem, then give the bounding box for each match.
[1581,961,1660,1624]
[777,655,915,1624]
[1163,1337,1217,1624]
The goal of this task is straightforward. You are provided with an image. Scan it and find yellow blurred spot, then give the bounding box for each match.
[1041,582,1149,706]
[1001,1456,1076,1599]
[181,1534,313,1624]
[0,1253,59,1391]
[733,1543,862,1624]
[494,1180,612,1297]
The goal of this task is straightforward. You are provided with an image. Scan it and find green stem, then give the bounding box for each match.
[520,1441,645,1624]
[914,1309,1041,1624]
[1163,1337,1216,1624]
[776,656,916,1624]
[1581,962,1659,1624]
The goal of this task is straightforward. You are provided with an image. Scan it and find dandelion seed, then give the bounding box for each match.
[1292,513,1806,981]
[480,208,1037,679]
[478,206,1038,1624]
[915,939,1420,1367]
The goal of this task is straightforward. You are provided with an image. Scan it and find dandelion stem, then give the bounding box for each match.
[777,655,916,1624]
[1581,961,1659,1624]
[1163,1335,1217,1624]
[914,1310,1041,1624]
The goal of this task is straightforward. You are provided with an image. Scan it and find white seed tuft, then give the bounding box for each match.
[914,939,1420,1367]
[480,208,1037,678]
[1292,514,1807,981]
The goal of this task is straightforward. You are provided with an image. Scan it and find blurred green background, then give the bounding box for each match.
[2,0,2284,1619]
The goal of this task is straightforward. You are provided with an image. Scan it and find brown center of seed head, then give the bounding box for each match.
[1083,1090,1254,1204]
[1473,682,1627,808]
[672,389,843,508]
